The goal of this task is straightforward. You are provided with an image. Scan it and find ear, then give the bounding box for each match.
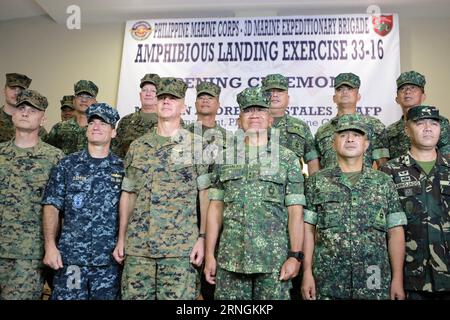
[420,93,427,103]
[268,114,274,127]
[363,137,370,153]
[357,92,361,102]
[40,115,47,127]
[111,128,117,139]
[332,93,337,104]
[395,95,399,104]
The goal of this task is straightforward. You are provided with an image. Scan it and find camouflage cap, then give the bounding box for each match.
[157,77,187,98]
[396,71,426,89]
[262,73,289,91]
[196,81,221,97]
[74,80,99,98]
[406,105,439,122]
[15,89,48,111]
[60,95,74,110]
[237,86,270,110]
[140,73,160,88]
[5,73,32,89]
[335,113,368,135]
[334,72,360,89]
[86,103,120,126]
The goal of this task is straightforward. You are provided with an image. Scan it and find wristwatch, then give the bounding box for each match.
[288,251,304,262]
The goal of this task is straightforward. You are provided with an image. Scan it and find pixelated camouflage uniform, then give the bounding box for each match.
[386,116,450,159]
[112,110,158,158]
[272,115,318,163]
[42,149,124,299]
[381,153,450,293]
[209,137,305,300]
[121,128,210,300]
[315,114,389,168]
[45,117,87,155]
[0,139,63,299]
[304,166,407,299]
[0,106,47,143]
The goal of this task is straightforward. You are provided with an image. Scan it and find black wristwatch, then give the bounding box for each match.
[288,251,304,262]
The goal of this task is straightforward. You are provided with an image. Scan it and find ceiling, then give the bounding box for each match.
[1,0,450,24]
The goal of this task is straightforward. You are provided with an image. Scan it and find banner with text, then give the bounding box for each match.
[117,14,401,133]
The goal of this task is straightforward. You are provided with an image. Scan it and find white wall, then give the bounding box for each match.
[0,14,449,131]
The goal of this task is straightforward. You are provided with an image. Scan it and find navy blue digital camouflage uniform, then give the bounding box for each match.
[42,150,124,299]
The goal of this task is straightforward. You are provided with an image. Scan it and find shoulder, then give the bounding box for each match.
[39,141,64,157]
[363,115,386,128]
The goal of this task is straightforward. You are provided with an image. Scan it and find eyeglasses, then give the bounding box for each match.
[76,94,94,100]
[398,85,421,94]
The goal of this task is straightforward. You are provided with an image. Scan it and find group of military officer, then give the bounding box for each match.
[0,69,449,300]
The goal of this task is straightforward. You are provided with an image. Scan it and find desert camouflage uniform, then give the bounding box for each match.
[112,110,158,158]
[46,117,87,155]
[304,166,407,299]
[120,128,210,300]
[381,153,450,294]
[315,113,389,169]
[0,139,63,299]
[387,116,450,159]
[0,106,47,143]
[42,149,124,300]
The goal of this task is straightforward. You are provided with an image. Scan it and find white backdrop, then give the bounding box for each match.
[117,14,402,133]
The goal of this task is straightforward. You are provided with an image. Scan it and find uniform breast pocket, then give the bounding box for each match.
[397,186,425,220]
[314,192,344,231]
[171,163,195,184]
[259,174,285,204]
[220,168,244,203]
[287,134,306,157]
[317,134,333,157]
[439,179,450,211]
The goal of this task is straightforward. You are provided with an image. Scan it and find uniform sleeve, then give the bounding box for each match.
[438,116,450,156]
[303,125,319,162]
[371,119,390,160]
[285,153,305,206]
[208,163,224,201]
[196,163,212,191]
[121,143,138,192]
[45,124,59,149]
[303,174,319,225]
[385,177,407,229]
[41,160,66,210]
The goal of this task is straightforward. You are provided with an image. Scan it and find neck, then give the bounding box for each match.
[75,112,88,127]
[246,131,269,147]
[410,146,437,162]
[14,130,40,148]
[87,143,110,158]
[157,118,182,137]
[338,156,364,173]
[3,103,15,116]
[196,114,216,128]
[141,104,156,113]
[337,105,357,116]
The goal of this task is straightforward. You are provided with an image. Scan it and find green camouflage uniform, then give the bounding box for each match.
[0,89,64,300]
[305,166,407,299]
[381,106,450,295]
[45,80,98,155]
[387,71,450,158]
[112,110,158,158]
[120,77,210,300]
[209,86,305,300]
[304,114,407,299]
[45,117,87,155]
[112,73,160,158]
[262,73,318,163]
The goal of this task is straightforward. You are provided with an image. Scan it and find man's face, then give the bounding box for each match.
[333,85,360,107]
[4,85,22,106]
[395,85,426,111]
[406,118,440,150]
[86,117,116,146]
[239,106,273,134]
[61,106,74,121]
[333,130,369,159]
[195,94,220,117]
[12,104,45,132]
[140,83,157,110]
[156,94,185,121]
[74,92,96,113]
[267,89,289,114]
